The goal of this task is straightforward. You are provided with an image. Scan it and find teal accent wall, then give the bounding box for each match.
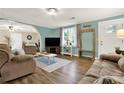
[81,32,93,50]
[34,26,60,50]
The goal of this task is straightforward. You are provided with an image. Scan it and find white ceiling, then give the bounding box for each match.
[0,8,124,28]
[0,20,38,33]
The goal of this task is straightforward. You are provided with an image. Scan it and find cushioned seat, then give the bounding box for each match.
[85,60,103,78]
[79,54,124,84]
[78,76,97,84]
[0,44,36,82]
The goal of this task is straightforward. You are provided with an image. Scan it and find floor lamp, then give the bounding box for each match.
[117,28,124,55]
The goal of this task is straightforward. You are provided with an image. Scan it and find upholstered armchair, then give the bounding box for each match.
[0,44,36,82]
[24,46,37,55]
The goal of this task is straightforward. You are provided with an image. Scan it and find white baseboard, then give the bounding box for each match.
[81,55,98,59]
[61,52,79,57]
[73,54,79,57]
[61,53,98,59]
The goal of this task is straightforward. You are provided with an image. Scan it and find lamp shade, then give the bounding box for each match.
[117,29,124,38]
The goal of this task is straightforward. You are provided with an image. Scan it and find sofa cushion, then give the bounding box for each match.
[0,44,11,53]
[85,60,103,78]
[86,59,124,78]
[24,46,37,55]
[11,55,33,62]
[100,67,124,77]
[118,57,124,72]
[100,54,121,62]
[0,49,9,68]
[78,76,97,84]
[100,60,124,76]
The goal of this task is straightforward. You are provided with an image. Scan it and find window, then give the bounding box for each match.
[106,25,117,33]
[62,26,77,47]
[10,33,22,50]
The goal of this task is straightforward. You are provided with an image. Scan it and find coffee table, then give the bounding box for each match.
[35,53,57,64]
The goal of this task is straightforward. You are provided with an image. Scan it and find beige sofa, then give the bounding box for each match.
[79,54,124,84]
[0,44,36,82]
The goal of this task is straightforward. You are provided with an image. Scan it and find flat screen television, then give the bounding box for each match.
[45,38,60,47]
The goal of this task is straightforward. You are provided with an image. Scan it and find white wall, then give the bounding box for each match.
[0,27,10,44]
[11,31,40,46]
[21,32,40,45]
[10,31,40,50]
[0,22,41,50]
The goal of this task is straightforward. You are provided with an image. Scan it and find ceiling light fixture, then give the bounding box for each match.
[69,17,76,20]
[8,21,15,32]
[46,8,58,15]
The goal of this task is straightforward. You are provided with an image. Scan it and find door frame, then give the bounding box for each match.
[98,22,102,58]
[98,18,124,57]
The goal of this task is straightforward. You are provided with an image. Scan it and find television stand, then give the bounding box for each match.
[46,46,60,54]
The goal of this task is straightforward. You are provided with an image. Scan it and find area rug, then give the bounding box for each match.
[34,57,72,72]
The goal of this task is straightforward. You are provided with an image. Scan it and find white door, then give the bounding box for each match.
[98,18,124,56]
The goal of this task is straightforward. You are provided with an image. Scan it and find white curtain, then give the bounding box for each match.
[10,32,22,50]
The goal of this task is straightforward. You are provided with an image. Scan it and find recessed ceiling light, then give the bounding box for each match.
[46,8,58,15]
[70,17,76,20]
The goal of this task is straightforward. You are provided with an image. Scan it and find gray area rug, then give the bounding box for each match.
[34,57,72,72]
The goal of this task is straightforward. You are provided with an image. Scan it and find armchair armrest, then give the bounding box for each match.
[0,49,9,68]
[11,55,34,62]
[100,54,121,62]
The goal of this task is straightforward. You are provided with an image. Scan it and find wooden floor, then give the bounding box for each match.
[5,55,93,84]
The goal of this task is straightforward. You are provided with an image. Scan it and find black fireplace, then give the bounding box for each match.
[45,37,60,54]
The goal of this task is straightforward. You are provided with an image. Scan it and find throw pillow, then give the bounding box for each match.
[118,57,124,72]
[100,54,121,62]
[12,49,19,55]
[94,76,124,84]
